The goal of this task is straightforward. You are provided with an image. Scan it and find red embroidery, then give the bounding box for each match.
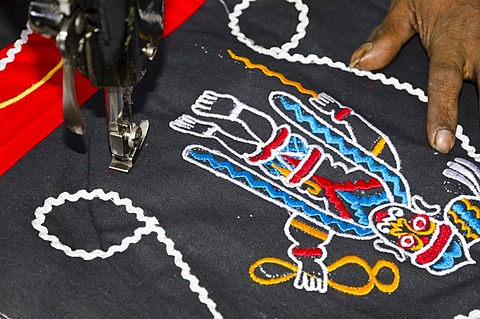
[415,224,453,265]
[420,236,430,245]
[288,147,322,184]
[334,108,352,121]
[249,126,289,162]
[283,156,382,220]
[292,247,323,257]
[375,211,389,223]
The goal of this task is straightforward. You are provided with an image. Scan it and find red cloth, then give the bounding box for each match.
[164,0,205,36]
[0,0,205,176]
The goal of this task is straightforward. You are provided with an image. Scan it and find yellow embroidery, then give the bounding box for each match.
[448,210,479,240]
[0,59,63,110]
[290,218,329,241]
[249,257,298,285]
[326,255,400,295]
[371,138,386,156]
[390,217,435,237]
[249,256,400,296]
[271,163,322,195]
[463,198,480,219]
[228,50,318,98]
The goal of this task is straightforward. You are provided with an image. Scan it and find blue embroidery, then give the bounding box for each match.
[189,148,373,237]
[337,191,390,226]
[432,240,463,271]
[452,202,480,235]
[277,95,409,204]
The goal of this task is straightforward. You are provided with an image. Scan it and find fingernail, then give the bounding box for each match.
[434,129,455,153]
[349,42,373,68]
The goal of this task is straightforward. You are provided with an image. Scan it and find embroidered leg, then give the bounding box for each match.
[169,114,259,156]
[309,93,401,170]
[285,214,332,293]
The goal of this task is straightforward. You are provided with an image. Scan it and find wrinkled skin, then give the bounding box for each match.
[350,0,480,153]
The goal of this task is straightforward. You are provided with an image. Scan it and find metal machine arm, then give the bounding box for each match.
[28,0,164,172]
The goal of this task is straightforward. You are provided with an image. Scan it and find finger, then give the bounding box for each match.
[426,54,464,153]
[350,0,416,70]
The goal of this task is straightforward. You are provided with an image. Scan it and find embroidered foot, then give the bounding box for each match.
[293,264,328,293]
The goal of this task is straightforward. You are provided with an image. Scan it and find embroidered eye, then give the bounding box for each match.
[397,234,417,249]
[409,214,430,232]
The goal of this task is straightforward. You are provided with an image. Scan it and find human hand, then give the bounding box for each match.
[350,0,480,153]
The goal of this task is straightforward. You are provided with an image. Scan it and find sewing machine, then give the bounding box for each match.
[28,0,164,172]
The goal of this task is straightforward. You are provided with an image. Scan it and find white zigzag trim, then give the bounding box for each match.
[0,23,32,71]
[229,0,480,162]
[228,0,428,103]
[455,309,480,319]
[456,125,480,162]
[33,189,223,319]
[155,226,223,319]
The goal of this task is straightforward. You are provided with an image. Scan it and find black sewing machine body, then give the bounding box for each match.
[28,0,164,172]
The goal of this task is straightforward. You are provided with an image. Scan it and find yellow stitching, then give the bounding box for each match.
[249,257,298,285]
[448,210,479,240]
[228,49,318,98]
[0,59,63,109]
[371,138,386,156]
[290,218,329,241]
[249,256,400,295]
[463,198,480,219]
[390,217,435,237]
[271,163,322,195]
[326,256,400,295]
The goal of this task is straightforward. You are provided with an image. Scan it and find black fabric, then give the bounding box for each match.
[1,1,480,318]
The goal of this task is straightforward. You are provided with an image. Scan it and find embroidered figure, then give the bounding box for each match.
[171,89,480,294]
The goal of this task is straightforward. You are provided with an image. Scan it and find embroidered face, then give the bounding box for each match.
[370,205,440,256]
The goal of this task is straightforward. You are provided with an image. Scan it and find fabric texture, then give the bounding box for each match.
[1,1,480,318]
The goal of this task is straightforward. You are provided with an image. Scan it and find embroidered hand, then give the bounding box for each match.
[169,114,219,138]
[350,0,480,153]
[192,90,240,120]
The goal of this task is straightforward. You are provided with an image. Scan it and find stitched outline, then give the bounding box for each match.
[248,255,400,296]
[32,189,223,319]
[183,144,375,239]
[227,51,401,167]
[269,91,410,205]
[172,86,480,275]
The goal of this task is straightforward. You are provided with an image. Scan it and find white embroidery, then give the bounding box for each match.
[33,189,223,319]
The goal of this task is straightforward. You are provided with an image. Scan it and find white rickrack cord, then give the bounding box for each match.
[228,0,428,102]
[0,23,32,71]
[455,125,480,162]
[32,189,223,319]
[228,0,480,160]
[454,309,480,319]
